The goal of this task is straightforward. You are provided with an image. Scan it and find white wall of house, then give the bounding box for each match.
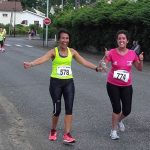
[20,10,45,27]
[0,11,15,25]
[0,10,45,27]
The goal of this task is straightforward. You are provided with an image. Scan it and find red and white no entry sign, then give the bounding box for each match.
[43,17,51,25]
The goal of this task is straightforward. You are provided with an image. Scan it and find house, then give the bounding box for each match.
[0,1,45,27]
[20,10,45,27]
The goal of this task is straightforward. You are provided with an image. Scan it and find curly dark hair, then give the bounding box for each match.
[57,28,71,41]
[116,30,129,40]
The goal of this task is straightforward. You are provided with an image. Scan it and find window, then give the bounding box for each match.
[3,14,8,17]
[21,20,28,25]
[34,21,39,27]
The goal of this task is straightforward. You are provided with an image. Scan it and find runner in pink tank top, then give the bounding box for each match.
[107,48,139,86]
[99,30,144,140]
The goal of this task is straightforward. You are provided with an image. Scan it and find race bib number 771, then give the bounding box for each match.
[113,70,129,82]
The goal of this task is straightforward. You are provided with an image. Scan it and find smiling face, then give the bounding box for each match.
[117,33,128,49]
[58,31,70,50]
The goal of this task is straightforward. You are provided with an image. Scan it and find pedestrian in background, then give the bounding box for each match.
[23,28,99,143]
[131,40,141,55]
[28,29,31,40]
[101,30,144,140]
[2,27,6,42]
[0,27,5,52]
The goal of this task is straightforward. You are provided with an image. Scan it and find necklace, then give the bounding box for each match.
[58,47,68,57]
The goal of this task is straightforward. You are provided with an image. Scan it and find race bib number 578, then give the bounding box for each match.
[113,70,129,82]
[57,66,72,76]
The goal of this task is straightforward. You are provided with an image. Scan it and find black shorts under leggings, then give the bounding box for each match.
[107,82,133,116]
[49,78,75,116]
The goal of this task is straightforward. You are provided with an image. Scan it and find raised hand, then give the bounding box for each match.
[139,52,144,61]
[104,47,109,58]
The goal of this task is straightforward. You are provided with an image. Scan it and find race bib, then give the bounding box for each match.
[57,66,72,76]
[113,70,129,82]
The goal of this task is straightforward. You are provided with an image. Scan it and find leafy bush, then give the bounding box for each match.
[52,0,150,60]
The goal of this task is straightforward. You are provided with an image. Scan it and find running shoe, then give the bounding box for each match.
[63,133,76,143]
[110,130,119,140]
[1,47,5,51]
[49,129,57,141]
[118,121,125,132]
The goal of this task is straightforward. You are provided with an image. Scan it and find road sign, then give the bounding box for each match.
[43,17,51,25]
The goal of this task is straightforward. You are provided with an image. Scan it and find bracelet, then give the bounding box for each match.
[31,62,34,67]
[95,67,98,72]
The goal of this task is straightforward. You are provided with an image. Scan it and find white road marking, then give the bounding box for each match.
[15,44,23,47]
[5,44,33,48]
[25,45,33,48]
[4,44,11,46]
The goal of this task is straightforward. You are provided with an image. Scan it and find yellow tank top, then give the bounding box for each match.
[0,32,4,41]
[50,47,73,79]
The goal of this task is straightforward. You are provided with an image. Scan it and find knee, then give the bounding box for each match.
[53,103,61,117]
[113,107,121,114]
[66,112,72,115]
[53,110,61,117]
[123,109,131,117]
[65,108,73,115]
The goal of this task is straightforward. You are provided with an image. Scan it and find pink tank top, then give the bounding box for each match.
[106,48,139,86]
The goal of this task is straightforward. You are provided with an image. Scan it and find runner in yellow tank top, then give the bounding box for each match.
[0,27,5,52]
[23,28,101,143]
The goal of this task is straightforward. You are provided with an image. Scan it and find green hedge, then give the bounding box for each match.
[52,0,150,60]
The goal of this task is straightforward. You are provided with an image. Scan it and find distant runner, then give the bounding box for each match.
[0,27,5,52]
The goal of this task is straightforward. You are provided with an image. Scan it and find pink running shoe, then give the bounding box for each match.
[49,129,57,141]
[63,133,76,143]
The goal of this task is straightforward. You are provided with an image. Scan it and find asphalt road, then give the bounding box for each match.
[0,37,150,150]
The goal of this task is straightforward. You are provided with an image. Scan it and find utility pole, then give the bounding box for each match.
[61,0,63,11]
[13,0,16,37]
[45,0,49,46]
[75,0,78,9]
[75,0,80,9]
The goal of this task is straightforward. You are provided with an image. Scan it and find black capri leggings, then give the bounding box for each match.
[49,78,75,117]
[107,82,133,116]
[0,40,4,47]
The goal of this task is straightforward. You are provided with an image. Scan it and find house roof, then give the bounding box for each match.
[0,1,23,11]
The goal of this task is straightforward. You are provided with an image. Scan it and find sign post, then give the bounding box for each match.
[43,17,51,47]
[45,0,50,47]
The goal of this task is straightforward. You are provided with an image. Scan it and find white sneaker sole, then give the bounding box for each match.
[63,140,76,144]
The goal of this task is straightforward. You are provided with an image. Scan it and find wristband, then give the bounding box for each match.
[95,67,98,72]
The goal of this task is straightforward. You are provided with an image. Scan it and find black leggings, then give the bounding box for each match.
[107,82,133,116]
[0,40,4,47]
[49,78,75,116]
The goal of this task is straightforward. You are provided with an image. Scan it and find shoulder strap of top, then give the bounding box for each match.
[67,47,72,57]
[54,47,59,57]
